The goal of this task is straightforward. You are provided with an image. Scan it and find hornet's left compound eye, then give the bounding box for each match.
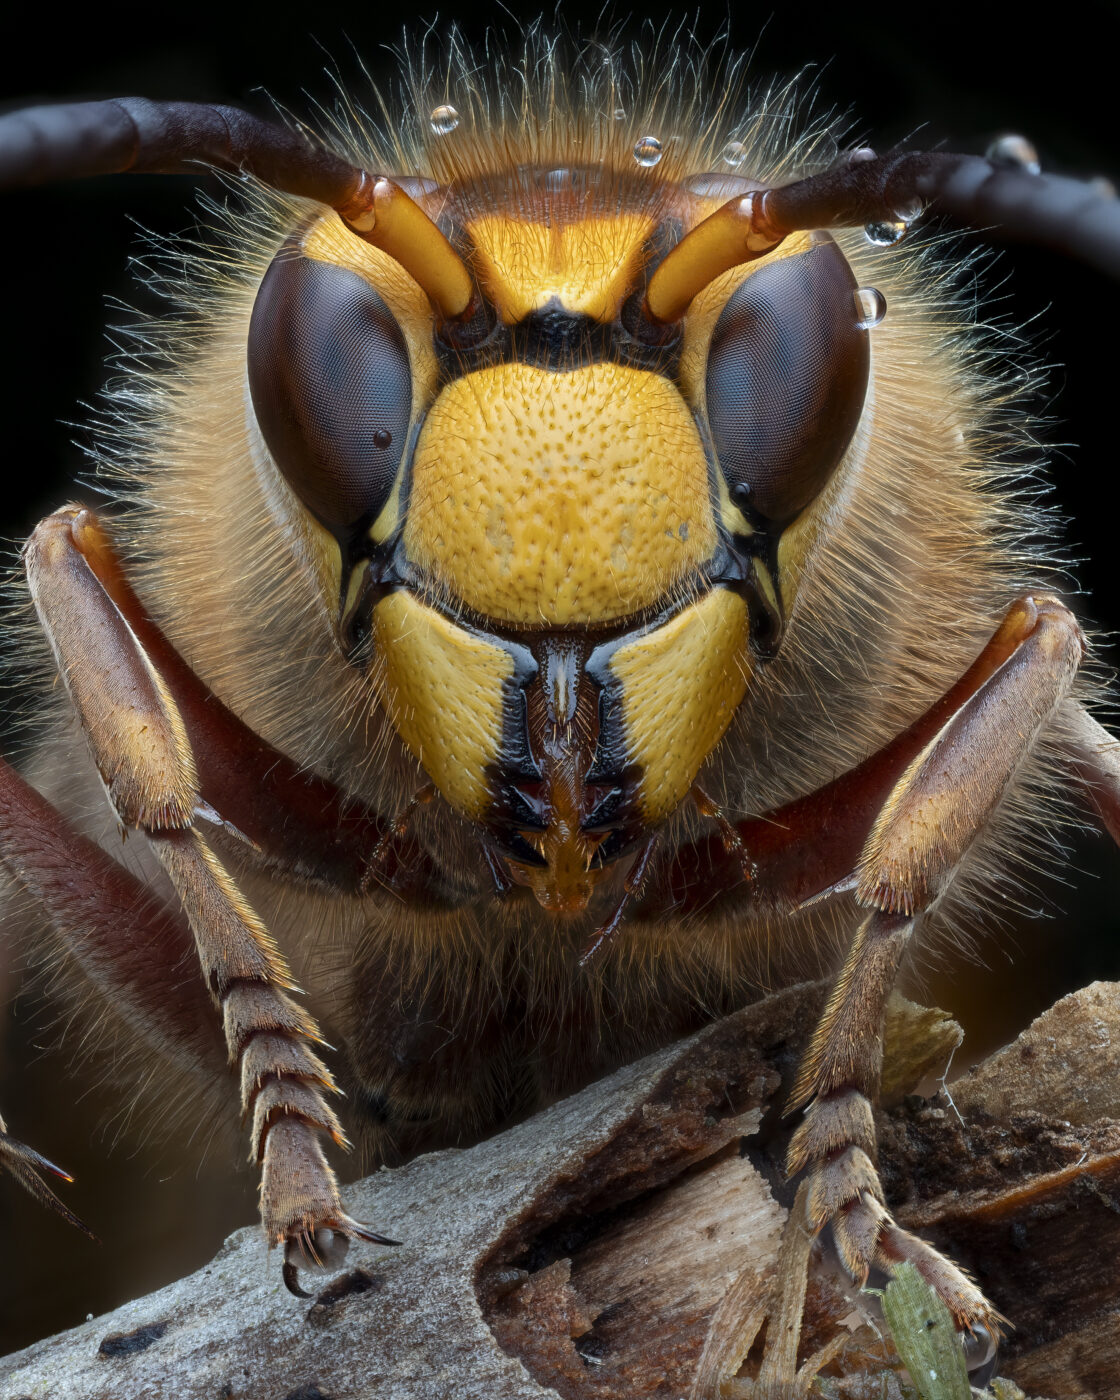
[248,254,412,540]
[705,238,869,526]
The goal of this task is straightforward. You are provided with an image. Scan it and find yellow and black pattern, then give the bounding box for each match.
[234,92,879,912]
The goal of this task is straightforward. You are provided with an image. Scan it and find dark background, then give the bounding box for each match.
[2,0,1119,1355]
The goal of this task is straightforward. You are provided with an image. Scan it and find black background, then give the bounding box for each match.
[2,0,1119,1355]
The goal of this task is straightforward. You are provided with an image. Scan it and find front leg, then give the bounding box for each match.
[787,593,1084,1333]
[18,506,395,1286]
[147,825,399,1287]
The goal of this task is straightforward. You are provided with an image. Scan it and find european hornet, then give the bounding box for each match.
[1,33,1118,1363]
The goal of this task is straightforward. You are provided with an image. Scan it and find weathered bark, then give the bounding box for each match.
[1,980,1118,1400]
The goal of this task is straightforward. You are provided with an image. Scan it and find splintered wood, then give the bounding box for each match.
[2,980,1118,1400]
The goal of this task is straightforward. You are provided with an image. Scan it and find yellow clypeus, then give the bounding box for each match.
[404,361,716,627]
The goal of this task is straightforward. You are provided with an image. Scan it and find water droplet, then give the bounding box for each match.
[848,145,877,165]
[633,134,663,167]
[864,191,922,243]
[721,140,747,168]
[612,106,626,122]
[863,219,908,247]
[429,104,460,136]
[986,133,1040,175]
[854,287,886,328]
[892,194,924,223]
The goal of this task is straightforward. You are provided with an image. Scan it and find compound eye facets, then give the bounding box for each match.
[248,254,412,539]
[706,238,870,525]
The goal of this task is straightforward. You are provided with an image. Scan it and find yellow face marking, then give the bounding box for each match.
[751,557,780,619]
[776,499,824,614]
[405,361,716,627]
[715,469,754,539]
[370,591,515,819]
[605,589,752,823]
[342,560,367,622]
[467,214,656,323]
[369,470,404,546]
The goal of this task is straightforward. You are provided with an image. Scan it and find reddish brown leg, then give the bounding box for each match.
[785,594,1084,1333]
[700,594,1088,1389]
[0,750,221,1233]
[69,506,444,900]
[643,593,1067,921]
[11,506,397,1286]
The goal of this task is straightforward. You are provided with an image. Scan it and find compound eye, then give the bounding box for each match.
[248,254,412,539]
[705,238,869,525]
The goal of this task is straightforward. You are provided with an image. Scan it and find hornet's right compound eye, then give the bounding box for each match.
[248,254,413,541]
